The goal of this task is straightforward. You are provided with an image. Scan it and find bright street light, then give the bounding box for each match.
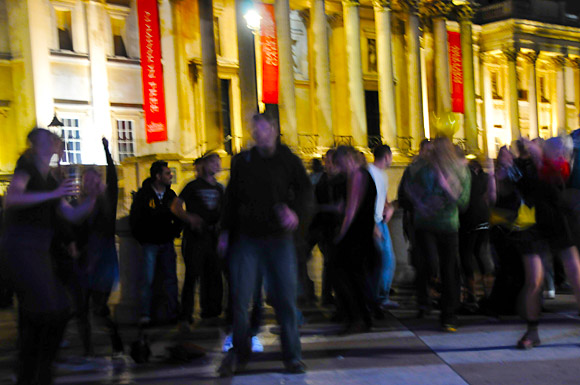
[244,9,261,33]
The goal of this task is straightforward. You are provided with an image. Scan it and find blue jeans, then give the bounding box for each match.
[375,221,396,302]
[140,242,178,319]
[229,235,301,363]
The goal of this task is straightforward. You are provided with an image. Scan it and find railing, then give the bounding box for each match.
[297,134,319,155]
[367,135,383,149]
[333,135,353,147]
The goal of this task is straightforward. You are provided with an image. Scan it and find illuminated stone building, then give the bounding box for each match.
[1,0,580,205]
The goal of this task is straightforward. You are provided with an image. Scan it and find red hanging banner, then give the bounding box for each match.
[137,0,168,143]
[448,31,464,114]
[260,4,279,104]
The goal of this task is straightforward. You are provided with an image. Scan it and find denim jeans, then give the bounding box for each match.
[140,242,178,319]
[229,234,301,363]
[375,221,396,302]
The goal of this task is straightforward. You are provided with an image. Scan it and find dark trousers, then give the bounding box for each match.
[180,233,223,322]
[415,229,460,324]
[17,309,69,385]
[229,235,301,363]
[332,261,373,327]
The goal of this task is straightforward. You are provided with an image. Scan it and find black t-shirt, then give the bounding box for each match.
[460,169,490,231]
[179,178,224,235]
[4,155,60,229]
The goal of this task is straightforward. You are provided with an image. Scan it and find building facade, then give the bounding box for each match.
[1,0,580,207]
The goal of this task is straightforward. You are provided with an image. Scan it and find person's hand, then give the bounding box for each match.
[383,204,395,223]
[275,204,299,232]
[217,231,229,258]
[102,137,109,149]
[374,224,383,241]
[187,213,204,231]
[54,178,78,198]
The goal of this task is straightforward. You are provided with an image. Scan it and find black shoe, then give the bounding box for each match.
[284,360,307,374]
[217,350,248,377]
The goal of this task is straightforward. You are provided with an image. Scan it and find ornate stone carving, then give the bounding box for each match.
[522,51,540,65]
[399,0,420,14]
[419,0,452,18]
[551,55,567,69]
[373,0,391,9]
[342,0,360,7]
[568,57,580,70]
[329,13,343,28]
[454,3,477,22]
[502,45,520,62]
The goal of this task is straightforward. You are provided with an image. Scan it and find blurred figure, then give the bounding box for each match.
[171,152,224,331]
[217,113,312,376]
[367,145,398,309]
[459,158,495,313]
[0,128,98,385]
[333,145,379,333]
[73,138,123,356]
[398,139,435,318]
[130,161,181,326]
[404,137,471,332]
[310,158,324,186]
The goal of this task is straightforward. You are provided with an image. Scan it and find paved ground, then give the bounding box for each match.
[1,285,580,385]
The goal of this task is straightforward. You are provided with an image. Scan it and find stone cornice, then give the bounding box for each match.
[329,13,343,28]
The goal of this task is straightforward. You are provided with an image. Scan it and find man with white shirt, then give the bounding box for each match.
[368,145,399,309]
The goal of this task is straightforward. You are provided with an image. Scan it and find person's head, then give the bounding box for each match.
[311,158,324,174]
[419,139,432,158]
[150,160,172,187]
[430,137,459,172]
[251,113,278,154]
[468,159,483,174]
[324,148,336,174]
[25,128,61,161]
[497,146,514,168]
[82,167,103,196]
[200,152,221,177]
[332,146,358,174]
[373,144,392,169]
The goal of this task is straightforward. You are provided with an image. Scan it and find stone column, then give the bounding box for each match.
[503,45,520,142]
[523,51,540,139]
[312,0,334,148]
[457,4,478,151]
[403,0,425,146]
[552,55,567,135]
[235,0,259,145]
[481,53,495,156]
[342,0,367,147]
[199,0,223,151]
[86,1,112,163]
[373,0,397,148]
[275,0,298,147]
[423,1,452,115]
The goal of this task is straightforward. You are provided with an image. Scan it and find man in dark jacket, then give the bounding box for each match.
[217,113,313,376]
[130,160,181,325]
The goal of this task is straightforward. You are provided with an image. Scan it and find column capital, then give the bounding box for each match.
[454,3,477,22]
[342,0,360,7]
[502,45,520,62]
[551,55,567,69]
[399,0,420,14]
[298,9,310,26]
[568,57,580,70]
[522,51,540,65]
[373,0,392,10]
[419,0,452,18]
[329,13,343,28]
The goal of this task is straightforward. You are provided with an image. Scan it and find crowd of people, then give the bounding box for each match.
[1,115,580,382]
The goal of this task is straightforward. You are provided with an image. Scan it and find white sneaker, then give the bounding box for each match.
[222,334,233,352]
[544,290,556,299]
[251,335,264,353]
